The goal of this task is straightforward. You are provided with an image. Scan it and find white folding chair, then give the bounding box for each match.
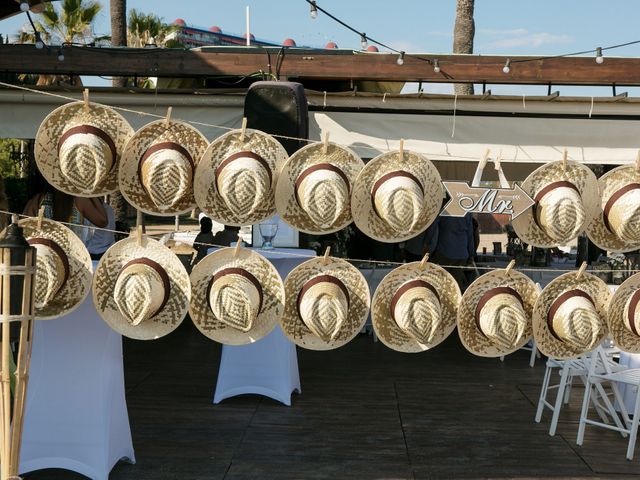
[577,348,640,460]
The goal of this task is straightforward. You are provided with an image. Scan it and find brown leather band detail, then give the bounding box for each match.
[532,181,580,230]
[57,125,118,172]
[206,267,264,314]
[627,289,640,337]
[296,274,350,319]
[603,183,640,233]
[370,170,423,219]
[138,142,195,183]
[215,151,273,187]
[27,238,70,287]
[120,257,171,317]
[294,163,351,208]
[474,287,523,337]
[547,289,594,341]
[389,279,439,322]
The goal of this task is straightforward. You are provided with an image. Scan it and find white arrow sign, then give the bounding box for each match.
[440,182,535,219]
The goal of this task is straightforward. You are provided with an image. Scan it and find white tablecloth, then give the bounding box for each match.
[618,352,640,413]
[20,262,134,480]
[213,248,315,406]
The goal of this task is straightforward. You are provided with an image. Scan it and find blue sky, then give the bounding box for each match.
[2,0,640,95]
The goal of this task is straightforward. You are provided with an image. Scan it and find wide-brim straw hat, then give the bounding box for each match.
[35,101,134,197]
[280,256,370,350]
[119,119,208,216]
[194,128,288,226]
[372,260,461,353]
[275,142,364,234]
[3,217,93,319]
[457,268,539,357]
[93,236,191,340]
[512,160,599,248]
[607,272,640,353]
[351,149,443,243]
[533,270,610,359]
[189,247,284,345]
[587,164,640,253]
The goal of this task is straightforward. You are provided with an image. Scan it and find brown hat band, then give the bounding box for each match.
[294,163,351,208]
[120,257,171,318]
[389,279,440,322]
[57,125,118,172]
[27,238,70,286]
[370,170,424,219]
[547,289,594,341]
[206,267,264,314]
[138,141,195,183]
[296,274,350,319]
[627,289,640,337]
[474,287,523,337]
[603,183,640,233]
[215,151,273,187]
[532,181,580,230]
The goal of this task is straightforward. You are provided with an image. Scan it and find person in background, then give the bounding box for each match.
[194,216,216,263]
[213,224,241,247]
[84,201,116,260]
[428,213,476,291]
[404,221,438,263]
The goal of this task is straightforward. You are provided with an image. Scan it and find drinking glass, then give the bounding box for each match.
[259,223,278,250]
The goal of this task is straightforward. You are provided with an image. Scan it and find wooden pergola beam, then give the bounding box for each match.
[1,44,639,86]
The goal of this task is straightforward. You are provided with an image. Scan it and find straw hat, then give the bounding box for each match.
[457,267,539,357]
[351,149,443,243]
[533,270,610,359]
[35,101,134,197]
[189,247,285,345]
[512,159,599,248]
[280,255,370,350]
[275,142,363,234]
[194,128,288,226]
[93,235,191,340]
[119,119,208,216]
[1,217,93,319]
[587,164,640,253]
[372,259,461,353]
[607,272,640,353]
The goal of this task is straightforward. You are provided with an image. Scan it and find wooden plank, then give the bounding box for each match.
[1,44,640,85]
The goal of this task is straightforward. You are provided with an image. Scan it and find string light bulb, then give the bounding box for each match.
[360,33,368,50]
[433,59,440,73]
[397,51,405,65]
[595,47,604,64]
[34,32,44,49]
[502,58,511,74]
[310,0,318,19]
[19,1,29,12]
[57,48,64,61]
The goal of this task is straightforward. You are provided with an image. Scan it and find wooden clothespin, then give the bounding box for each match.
[635,150,640,172]
[36,206,44,230]
[419,252,429,269]
[576,261,588,279]
[239,117,248,144]
[494,151,502,171]
[83,88,90,112]
[136,225,143,246]
[562,148,568,174]
[11,214,18,225]
[233,234,242,257]
[399,139,404,160]
[322,132,330,155]
[322,246,331,265]
[504,259,516,276]
[164,107,173,128]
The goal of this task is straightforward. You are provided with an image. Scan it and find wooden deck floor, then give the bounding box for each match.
[24,321,640,479]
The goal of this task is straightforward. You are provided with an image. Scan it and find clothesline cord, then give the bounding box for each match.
[1,209,637,274]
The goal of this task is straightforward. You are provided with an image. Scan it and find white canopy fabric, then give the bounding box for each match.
[1,88,639,180]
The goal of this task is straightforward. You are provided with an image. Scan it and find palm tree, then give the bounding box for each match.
[110,0,126,87]
[452,0,475,95]
[127,9,179,49]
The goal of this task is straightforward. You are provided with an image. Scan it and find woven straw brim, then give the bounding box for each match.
[7,218,93,319]
[533,271,610,359]
[511,160,600,248]
[35,102,134,197]
[119,119,208,216]
[607,272,640,353]
[275,142,364,234]
[189,248,285,345]
[372,262,461,353]
[457,269,539,357]
[194,128,288,226]
[351,151,443,243]
[93,237,191,340]
[281,257,371,350]
[587,165,640,253]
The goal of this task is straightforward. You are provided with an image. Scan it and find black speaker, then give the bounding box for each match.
[243,81,308,155]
